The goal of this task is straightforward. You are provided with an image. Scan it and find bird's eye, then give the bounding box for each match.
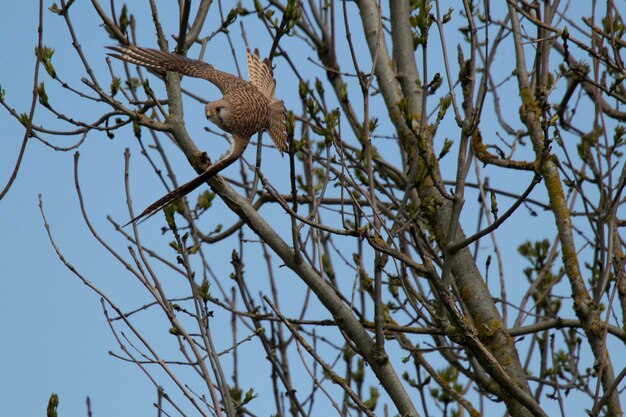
[216,106,223,113]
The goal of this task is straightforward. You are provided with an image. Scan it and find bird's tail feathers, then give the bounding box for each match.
[269,100,288,154]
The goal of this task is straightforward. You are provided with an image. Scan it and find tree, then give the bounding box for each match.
[2,1,625,417]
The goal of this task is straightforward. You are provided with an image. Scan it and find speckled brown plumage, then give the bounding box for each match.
[107,45,287,225]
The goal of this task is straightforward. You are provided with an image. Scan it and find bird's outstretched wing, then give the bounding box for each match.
[246,48,276,98]
[246,49,288,154]
[125,134,250,226]
[107,45,247,94]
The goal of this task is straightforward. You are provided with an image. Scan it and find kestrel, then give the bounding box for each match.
[107,45,287,225]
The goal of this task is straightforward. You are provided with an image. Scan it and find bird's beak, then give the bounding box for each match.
[205,109,212,119]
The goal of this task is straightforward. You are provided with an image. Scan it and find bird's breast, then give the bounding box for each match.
[225,86,272,137]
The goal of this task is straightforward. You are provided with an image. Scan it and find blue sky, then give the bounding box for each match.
[0,3,369,416]
[3,4,204,417]
[2,2,619,417]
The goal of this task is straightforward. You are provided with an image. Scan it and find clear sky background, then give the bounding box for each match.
[1,2,618,417]
[1,4,161,417]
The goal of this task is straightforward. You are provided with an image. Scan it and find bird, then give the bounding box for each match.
[106,45,287,225]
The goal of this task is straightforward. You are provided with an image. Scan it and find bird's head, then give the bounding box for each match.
[205,100,230,131]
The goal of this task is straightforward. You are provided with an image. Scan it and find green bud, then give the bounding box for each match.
[37,83,49,108]
[47,393,59,417]
[36,46,56,78]
[110,77,121,97]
